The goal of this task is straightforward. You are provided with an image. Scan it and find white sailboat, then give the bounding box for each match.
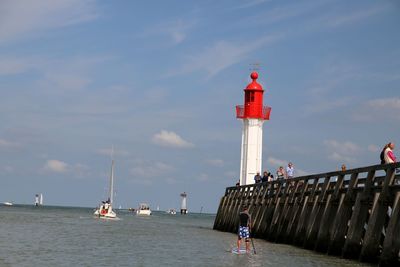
[94,150,117,219]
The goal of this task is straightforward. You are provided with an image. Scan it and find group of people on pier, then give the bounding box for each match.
[252,162,295,185]
[245,141,398,187]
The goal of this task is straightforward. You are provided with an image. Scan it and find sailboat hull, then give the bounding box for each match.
[94,208,117,219]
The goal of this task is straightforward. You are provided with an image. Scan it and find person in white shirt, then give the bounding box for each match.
[286,162,294,179]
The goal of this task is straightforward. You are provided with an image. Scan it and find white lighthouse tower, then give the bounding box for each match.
[180,192,188,214]
[236,72,271,185]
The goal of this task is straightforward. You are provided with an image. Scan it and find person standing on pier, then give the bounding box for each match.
[341,164,346,171]
[276,166,286,179]
[383,142,397,164]
[254,172,262,183]
[286,162,295,179]
[237,206,252,253]
[262,171,269,183]
[380,143,389,164]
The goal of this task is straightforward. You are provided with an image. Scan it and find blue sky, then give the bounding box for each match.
[0,0,399,213]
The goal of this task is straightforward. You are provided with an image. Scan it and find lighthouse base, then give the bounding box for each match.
[180,209,188,215]
[239,118,264,185]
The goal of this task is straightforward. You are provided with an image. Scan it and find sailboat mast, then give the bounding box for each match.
[109,160,114,204]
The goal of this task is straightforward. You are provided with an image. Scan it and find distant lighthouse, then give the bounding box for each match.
[180,192,188,214]
[236,72,271,185]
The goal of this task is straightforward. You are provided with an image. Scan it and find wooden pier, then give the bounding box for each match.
[213,162,400,266]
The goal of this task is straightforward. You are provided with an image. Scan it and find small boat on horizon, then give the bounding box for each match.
[94,149,117,219]
[136,203,151,216]
[166,208,176,215]
[3,202,13,206]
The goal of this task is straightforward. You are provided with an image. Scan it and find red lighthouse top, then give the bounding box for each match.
[236,72,271,120]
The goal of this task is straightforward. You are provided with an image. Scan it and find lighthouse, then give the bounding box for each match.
[236,72,271,185]
[180,192,188,214]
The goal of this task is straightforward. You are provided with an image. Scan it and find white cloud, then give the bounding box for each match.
[72,163,91,178]
[2,165,14,173]
[0,0,99,44]
[326,5,388,28]
[141,19,195,45]
[324,140,360,155]
[152,130,194,148]
[167,34,284,78]
[165,177,177,184]
[163,19,193,44]
[0,138,20,148]
[232,0,271,10]
[43,159,68,173]
[205,159,224,167]
[367,98,400,109]
[368,144,380,153]
[130,160,175,178]
[328,152,356,164]
[266,157,287,168]
[197,173,209,182]
[304,98,351,114]
[323,140,361,163]
[43,73,91,91]
[224,171,237,179]
[42,160,91,177]
[0,58,33,75]
[353,97,400,122]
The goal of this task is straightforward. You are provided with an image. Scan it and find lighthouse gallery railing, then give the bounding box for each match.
[236,105,271,120]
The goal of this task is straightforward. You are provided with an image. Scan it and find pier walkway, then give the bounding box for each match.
[213,162,400,266]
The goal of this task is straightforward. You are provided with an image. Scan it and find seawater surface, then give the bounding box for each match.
[0,205,373,267]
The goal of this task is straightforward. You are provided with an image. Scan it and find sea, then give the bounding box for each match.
[0,205,373,267]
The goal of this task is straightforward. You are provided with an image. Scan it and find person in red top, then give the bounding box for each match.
[384,142,397,164]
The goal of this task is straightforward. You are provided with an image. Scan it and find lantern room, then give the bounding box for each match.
[236,72,271,120]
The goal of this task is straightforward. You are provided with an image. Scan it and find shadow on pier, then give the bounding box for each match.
[213,163,400,266]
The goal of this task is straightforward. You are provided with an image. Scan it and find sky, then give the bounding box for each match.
[0,0,399,213]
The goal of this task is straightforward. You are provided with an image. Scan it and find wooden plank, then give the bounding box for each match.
[275,179,302,242]
[342,170,375,259]
[285,178,312,244]
[303,175,331,249]
[214,187,236,230]
[314,173,345,252]
[360,168,396,262]
[267,178,293,241]
[294,177,320,246]
[251,184,270,236]
[380,191,400,266]
[213,195,227,230]
[253,182,276,235]
[248,183,265,237]
[224,186,244,232]
[219,187,238,231]
[327,172,359,255]
[260,180,282,239]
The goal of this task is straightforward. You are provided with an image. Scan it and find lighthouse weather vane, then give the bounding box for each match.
[249,62,261,72]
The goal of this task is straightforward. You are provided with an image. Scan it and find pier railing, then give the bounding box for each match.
[213,162,400,266]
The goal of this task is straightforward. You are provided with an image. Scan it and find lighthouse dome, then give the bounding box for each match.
[245,72,263,91]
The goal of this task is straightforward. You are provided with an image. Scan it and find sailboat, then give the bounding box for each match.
[94,151,117,219]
